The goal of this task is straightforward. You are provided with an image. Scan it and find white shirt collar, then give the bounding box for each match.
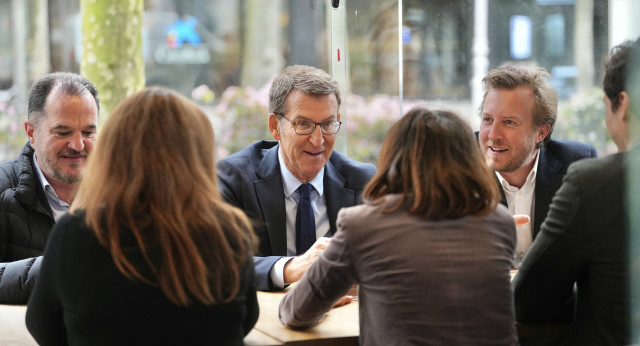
[277,147,324,198]
[495,148,540,191]
[32,152,70,210]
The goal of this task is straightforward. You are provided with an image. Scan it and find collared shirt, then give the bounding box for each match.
[33,152,70,221]
[270,147,330,288]
[495,149,540,267]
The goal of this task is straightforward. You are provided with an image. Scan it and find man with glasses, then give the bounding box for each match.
[217,65,376,291]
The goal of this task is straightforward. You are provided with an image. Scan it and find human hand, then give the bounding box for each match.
[332,284,359,308]
[283,237,331,283]
[513,214,530,227]
[333,295,353,308]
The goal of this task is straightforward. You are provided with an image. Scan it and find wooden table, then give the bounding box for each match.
[0,289,359,346]
[246,289,359,345]
[0,304,36,346]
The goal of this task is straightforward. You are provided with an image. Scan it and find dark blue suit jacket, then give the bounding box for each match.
[217,141,376,291]
[498,139,597,239]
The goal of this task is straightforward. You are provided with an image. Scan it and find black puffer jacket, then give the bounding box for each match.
[0,143,54,304]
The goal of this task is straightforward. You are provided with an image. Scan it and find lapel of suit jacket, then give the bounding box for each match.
[533,147,564,238]
[254,144,288,256]
[494,173,508,207]
[323,159,356,236]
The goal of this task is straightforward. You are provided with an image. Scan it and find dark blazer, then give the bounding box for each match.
[26,212,258,345]
[512,152,631,345]
[497,139,597,239]
[217,140,376,291]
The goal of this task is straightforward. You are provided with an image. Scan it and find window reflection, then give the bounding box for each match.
[0,0,635,163]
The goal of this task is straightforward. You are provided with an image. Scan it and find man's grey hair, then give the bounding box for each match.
[269,65,341,117]
[27,72,100,128]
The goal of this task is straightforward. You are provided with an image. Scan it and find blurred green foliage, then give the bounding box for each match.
[0,99,26,162]
[555,87,615,155]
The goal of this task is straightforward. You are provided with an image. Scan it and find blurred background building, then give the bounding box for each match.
[0,0,639,162]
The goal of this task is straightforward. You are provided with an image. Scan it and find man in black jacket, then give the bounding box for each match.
[513,38,639,345]
[0,72,99,304]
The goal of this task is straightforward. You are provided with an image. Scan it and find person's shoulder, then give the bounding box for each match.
[336,199,386,231]
[0,158,20,191]
[219,141,277,164]
[567,151,625,177]
[51,211,96,242]
[545,138,597,159]
[217,140,279,174]
[0,144,33,192]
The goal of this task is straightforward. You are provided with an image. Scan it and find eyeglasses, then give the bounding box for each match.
[278,115,342,135]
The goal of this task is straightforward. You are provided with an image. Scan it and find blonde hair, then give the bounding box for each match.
[72,87,255,306]
[363,108,500,219]
[480,64,557,147]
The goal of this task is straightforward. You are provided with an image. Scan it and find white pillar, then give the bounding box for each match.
[329,0,348,155]
[11,0,27,114]
[471,0,489,126]
[609,0,640,48]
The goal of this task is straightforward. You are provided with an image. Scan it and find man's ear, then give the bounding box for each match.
[618,91,630,122]
[268,113,281,140]
[536,123,551,144]
[25,120,36,146]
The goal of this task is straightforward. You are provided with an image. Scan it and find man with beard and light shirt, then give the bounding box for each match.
[478,65,597,266]
[0,72,99,304]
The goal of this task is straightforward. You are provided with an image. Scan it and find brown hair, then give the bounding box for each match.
[480,64,557,147]
[603,40,634,112]
[72,87,255,306]
[363,108,500,220]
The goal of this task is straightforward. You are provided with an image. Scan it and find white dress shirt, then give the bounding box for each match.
[495,149,540,267]
[33,152,70,221]
[270,148,330,288]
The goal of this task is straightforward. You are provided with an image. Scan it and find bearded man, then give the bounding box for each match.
[478,65,597,266]
[0,72,99,304]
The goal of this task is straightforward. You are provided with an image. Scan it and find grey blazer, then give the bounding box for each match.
[217,140,376,291]
[280,195,518,345]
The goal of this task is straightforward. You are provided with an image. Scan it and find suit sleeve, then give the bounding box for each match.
[218,159,286,292]
[512,163,586,323]
[0,256,42,304]
[25,223,68,345]
[253,256,285,291]
[279,219,356,328]
[217,159,243,209]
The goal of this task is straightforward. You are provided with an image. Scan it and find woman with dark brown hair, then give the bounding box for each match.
[26,87,258,345]
[279,108,517,345]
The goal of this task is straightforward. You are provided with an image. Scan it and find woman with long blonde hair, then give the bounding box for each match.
[27,87,258,345]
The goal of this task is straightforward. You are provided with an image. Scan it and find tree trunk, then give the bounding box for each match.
[80,0,145,119]
[574,0,594,90]
[241,0,284,88]
[27,0,50,83]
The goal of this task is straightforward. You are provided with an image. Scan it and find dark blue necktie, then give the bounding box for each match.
[295,183,316,255]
